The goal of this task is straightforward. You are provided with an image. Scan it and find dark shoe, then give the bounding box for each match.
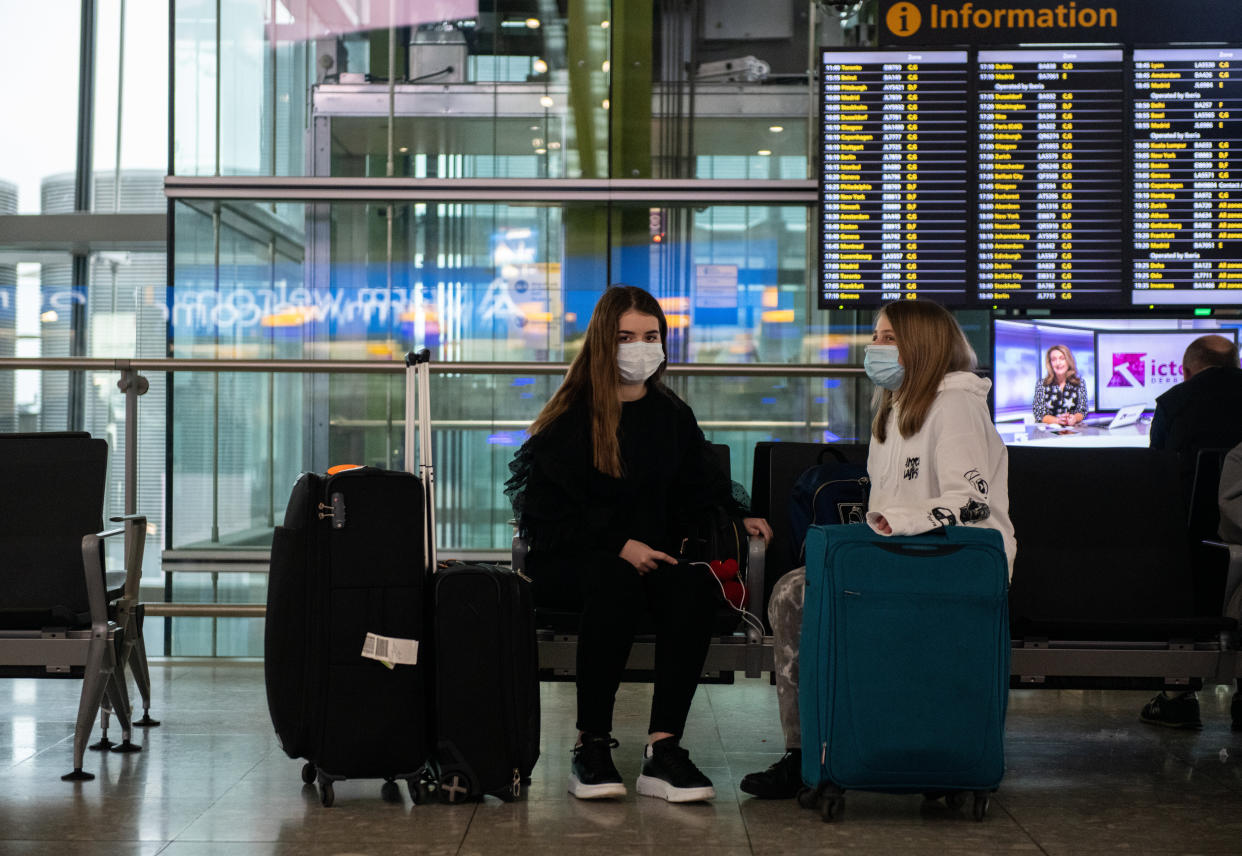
[636,737,716,803]
[1140,691,1203,730]
[740,749,803,799]
[569,733,626,799]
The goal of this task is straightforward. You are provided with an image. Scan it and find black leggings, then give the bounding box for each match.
[528,549,718,738]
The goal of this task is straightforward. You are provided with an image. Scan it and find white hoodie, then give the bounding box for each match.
[865,371,1017,578]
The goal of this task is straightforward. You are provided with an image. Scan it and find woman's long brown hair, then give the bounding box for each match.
[529,285,668,476]
[871,300,977,443]
[1040,344,1081,387]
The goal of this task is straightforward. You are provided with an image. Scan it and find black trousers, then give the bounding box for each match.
[527,549,718,738]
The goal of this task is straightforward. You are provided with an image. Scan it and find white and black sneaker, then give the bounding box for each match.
[568,733,627,799]
[635,737,716,803]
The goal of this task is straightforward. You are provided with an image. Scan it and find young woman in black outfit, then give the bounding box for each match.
[506,284,772,803]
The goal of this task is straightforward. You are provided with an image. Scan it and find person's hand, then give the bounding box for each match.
[743,517,773,543]
[871,514,893,535]
[620,539,677,575]
[1041,415,1059,425]
[1070,413,1084,425]
[1056,413,1070,425]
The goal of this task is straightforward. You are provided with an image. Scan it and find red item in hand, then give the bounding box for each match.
[709,558,738,581]
[720,579,748,609]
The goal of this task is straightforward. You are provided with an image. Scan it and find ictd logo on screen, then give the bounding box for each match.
[1107,352,1184,390]
[1107,353,1147,389]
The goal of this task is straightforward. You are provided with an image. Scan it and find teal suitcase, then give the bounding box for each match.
[798,523,1009,821]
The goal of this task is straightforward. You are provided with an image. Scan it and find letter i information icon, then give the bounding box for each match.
[887,2,923,37]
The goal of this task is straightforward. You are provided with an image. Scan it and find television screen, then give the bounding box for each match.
[816,46,1242,308]
[991,316,1241,447]
[819,49,972,308]
[976,48,1127,307]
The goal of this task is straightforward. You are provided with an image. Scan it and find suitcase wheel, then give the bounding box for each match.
[300,762,316,785]
[972,792,989,821]
[819,793,844,823]
[381,779,402,802]
[408,777,431,805]
[318,781,335,808]
[796,786,819,810]
[923,790,967,811]
[439,771,473,804]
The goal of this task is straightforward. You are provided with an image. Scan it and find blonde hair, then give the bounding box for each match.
[871,301,977,443]
[529,285,668,477]
[1040,344,1081,387]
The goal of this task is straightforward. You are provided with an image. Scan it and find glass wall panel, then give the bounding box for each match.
[0,244,168,577]
[169,196,871,551]
[174,0,311,177]
[0,0,80,213]
[93,0,170,211]
[172,1,817,181]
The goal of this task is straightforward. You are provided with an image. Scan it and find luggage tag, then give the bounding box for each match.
[361,632,419,669]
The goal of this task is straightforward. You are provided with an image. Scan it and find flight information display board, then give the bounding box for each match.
[975,49,1126,306]
[1133,48,1242,304]
[819,50,971,307]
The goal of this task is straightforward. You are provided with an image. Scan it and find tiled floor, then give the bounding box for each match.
[3,663,1242,855]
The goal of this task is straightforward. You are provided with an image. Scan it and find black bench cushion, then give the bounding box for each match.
[0,435,108,631]
[1008,446,1232,641]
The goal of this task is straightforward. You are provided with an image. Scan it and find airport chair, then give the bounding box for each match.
[1007,446,1236,689]
[0,432,151,779]
[748,441,869,625]
[1187,447,1232,543]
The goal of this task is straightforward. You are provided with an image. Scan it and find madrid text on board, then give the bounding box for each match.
[887,2,1119,38]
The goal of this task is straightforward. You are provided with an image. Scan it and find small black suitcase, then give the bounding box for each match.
[265,466,431,807]
[432,561,540,802]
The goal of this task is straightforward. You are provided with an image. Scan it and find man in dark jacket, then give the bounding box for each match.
[1149,334,1242,485]
[1142,334,1242,730]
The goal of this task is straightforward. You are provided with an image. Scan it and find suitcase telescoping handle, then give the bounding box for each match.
[405,349,436,573]
[872,525,1003,558]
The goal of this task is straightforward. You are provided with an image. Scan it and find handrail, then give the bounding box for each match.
[0,357,860,377]
[0,355,861,631]
[164,176,819,203]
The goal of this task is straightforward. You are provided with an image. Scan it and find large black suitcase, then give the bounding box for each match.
[265,351,438,807]
[265,466,431,806]
[432,561,541,802]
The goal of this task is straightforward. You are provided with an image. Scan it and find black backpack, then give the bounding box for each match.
[788,447,870,564]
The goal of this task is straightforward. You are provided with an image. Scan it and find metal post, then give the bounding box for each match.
[215,0,222,177]
[70,0,98,433]
[113,0,126,211]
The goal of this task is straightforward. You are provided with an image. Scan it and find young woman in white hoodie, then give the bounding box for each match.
[740,299,1016,800]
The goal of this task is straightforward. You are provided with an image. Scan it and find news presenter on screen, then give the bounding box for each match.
[1032,344,1087,426]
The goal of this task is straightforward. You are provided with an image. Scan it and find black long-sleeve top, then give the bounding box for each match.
[505,385,749,558]
[1032,380,1088,421]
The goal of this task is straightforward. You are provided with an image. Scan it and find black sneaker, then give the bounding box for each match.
[569,734,626,799]
[739,749,803,799]
[635,738,715,803]
[1140,691,1203,730]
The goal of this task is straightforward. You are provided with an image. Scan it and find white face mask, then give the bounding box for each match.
[617,341,665,384]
